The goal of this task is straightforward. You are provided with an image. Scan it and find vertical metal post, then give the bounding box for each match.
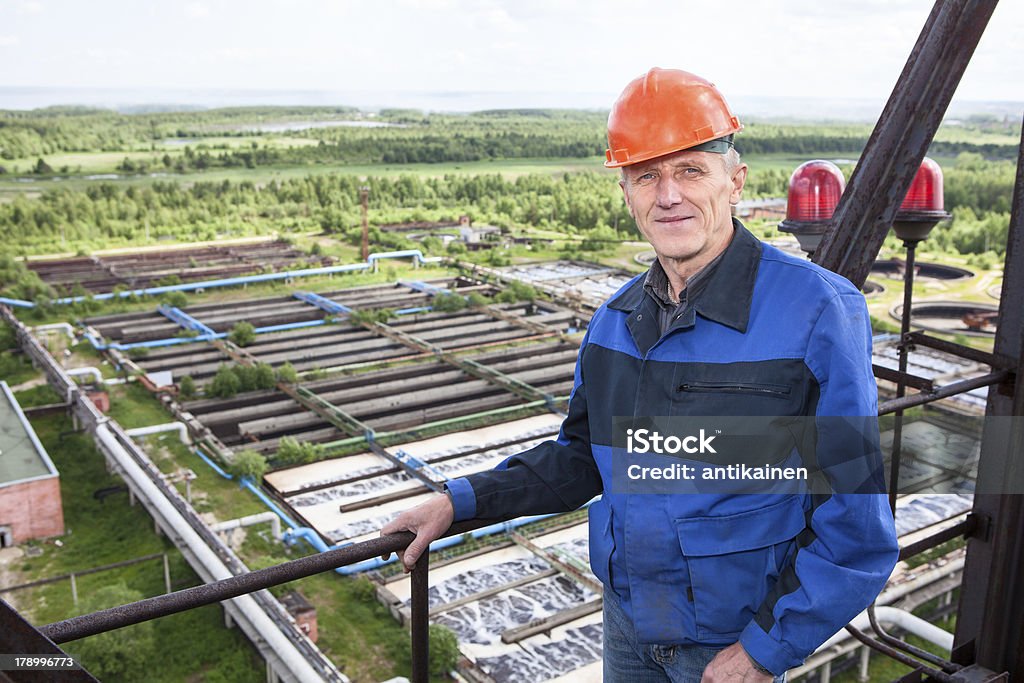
[888,242,918,512]
[360,186,370,262]
[859,645,871,682]
[69,574,78,607]
[163,553,171,594]
[954,113,1024,678]
[410,552,430,683]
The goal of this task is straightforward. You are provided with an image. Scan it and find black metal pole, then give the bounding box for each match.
[410,551,430,683]
[888,242,917,513]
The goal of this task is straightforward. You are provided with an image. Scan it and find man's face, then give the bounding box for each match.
[619,148,747,268]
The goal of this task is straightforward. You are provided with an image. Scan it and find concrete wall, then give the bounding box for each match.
[0,477,65,544]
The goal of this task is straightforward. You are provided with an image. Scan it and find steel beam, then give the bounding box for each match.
[953,112,1024,679]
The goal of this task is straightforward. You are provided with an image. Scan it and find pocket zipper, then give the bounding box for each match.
[678,381,791,398]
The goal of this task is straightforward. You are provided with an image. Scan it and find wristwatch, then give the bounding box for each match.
[745,651,774,677]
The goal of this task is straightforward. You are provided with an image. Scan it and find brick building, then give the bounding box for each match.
[0,381,64,547]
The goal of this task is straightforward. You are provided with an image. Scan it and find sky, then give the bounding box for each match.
[1,0,1022,113]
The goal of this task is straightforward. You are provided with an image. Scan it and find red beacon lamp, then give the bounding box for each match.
[892,156,950,243]
[778,160,846,255]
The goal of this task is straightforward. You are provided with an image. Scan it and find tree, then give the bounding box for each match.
[33,158,54,175]
[163,290,188,308]
[68,583,157,680]
[230,449,268,481]
[228,321,256,347]
[432,293,466,312]
[466,292,490,308]
[209,364,241,398]
[275,436,324,465]
[178,374,196,399]
[276,361,298,384]
[253,362,277,390]
[428,624,460,676]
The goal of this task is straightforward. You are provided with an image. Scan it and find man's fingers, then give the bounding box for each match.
[380,517,412,560]
[403,538,428,571]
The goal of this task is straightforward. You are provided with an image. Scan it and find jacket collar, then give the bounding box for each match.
[608,218,762,334]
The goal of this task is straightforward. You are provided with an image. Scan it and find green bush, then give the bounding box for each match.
[162,290,188,309]
[208,364,241,398]
[428,624,460,676]
[276,361,298,384]
[229,449,268,481]
[178,375,196,399]
[432,293,466,312]
[68,583,157,680]
[253,362,276,390]
[228,321,256,347]
[274,436,324,465]
[466,292,490,308]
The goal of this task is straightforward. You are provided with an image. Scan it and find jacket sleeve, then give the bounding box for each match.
[445,326,603,522]
[739,290,899,674]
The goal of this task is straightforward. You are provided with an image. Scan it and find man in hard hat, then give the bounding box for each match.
[383,68,898,682]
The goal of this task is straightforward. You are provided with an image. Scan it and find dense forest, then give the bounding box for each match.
[2,106,1019,168]
[0,154,1012,260]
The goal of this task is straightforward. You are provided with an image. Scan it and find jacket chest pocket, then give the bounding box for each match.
[676,497,806,640]
[672,378,797,417]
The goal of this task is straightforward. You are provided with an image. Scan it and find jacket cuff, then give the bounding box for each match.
[444,477,477,522]
[739,621,802,676]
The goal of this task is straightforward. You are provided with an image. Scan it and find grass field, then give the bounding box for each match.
[11,411,263,682]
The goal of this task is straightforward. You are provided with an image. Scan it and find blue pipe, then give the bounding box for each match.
[194,446,233,479]
[253,320,327,334]
[400,280,447,296]
[13,247,444,309]
[85,317,328,352]
[52,262,373,305]
[158,304,217,337]
[194,446,301,530]
[394,306,433,316]
[293,291,352,316]
[240,479,301,530]
[0,297,34,308]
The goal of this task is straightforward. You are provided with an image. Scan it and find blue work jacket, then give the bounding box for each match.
[446,222,899,675]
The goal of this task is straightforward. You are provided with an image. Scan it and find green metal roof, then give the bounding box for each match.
[0,381,58,487]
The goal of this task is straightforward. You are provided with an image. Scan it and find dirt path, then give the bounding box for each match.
[0,546,26,612]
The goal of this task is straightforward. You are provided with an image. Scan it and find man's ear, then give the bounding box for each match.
[730,163,748,205]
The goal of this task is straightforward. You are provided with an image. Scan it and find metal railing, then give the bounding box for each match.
[40,520,493,683]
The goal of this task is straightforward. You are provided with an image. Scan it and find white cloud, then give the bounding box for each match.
[0,35,21,47]
[17,1,43,14]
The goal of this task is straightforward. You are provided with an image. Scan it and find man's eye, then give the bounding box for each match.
[682,167,702,176]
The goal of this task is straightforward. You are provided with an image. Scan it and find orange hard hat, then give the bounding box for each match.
[605,67,743,168]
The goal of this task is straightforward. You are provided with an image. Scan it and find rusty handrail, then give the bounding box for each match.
[41,519,495,683]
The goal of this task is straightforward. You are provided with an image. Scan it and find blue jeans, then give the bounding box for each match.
[602,592,785,682]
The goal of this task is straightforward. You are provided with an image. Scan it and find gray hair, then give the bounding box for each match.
[619,146,743,182]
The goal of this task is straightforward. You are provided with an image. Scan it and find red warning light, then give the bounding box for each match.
[785,160,846,222]
[899,157,944,212]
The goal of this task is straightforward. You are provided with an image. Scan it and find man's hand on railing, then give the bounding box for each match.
[380,493,454,572]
